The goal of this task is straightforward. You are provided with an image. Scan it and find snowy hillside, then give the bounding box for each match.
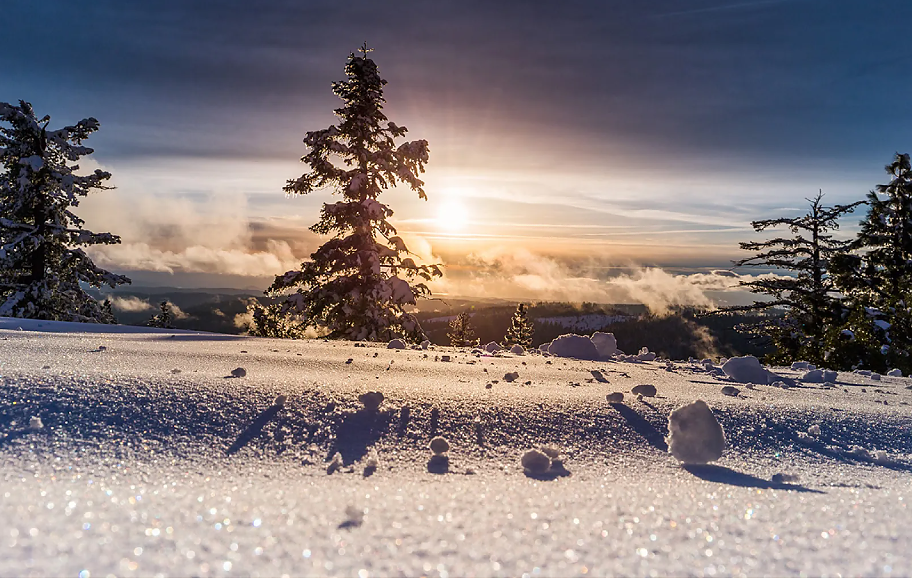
[535,313,633,332]
[1,318,911,576]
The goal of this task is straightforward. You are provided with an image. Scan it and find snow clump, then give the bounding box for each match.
[387,339,407,350]
[230,367,247,378]
[721,386,740,397]
[503,371,519,382]
[521,449,552,474]
[484,342,503,353]
[420,339,430,350]
[546,334,601,360]
[631,384,657,397]
[721,356,770,384]
[888,368,903,377]
[808,424,821,437]
[606,392,624,403]
[590,332,620,357]
[359,391,384,412]
[509,344,524,355]
[666,400,726,464]
[327,452,343,475]
[636,347,657,362]
[28,416,43,430]
[429,436,450,455]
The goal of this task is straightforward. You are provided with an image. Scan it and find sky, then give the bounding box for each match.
[3,0,912,304]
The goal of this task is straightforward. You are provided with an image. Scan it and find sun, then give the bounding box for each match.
[436,199,470,232]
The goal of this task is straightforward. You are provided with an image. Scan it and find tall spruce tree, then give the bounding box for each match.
[503,303,534,348]
[724,192,861,365]
[829,153,912,372]
[0,101,129,322]
[264,45,441,342]
[447,311,477,347]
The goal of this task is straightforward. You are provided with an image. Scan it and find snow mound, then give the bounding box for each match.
[721,356,770,385]
[359,391,384,412]
[484,341,503,353]
[503,372,519,382]
[546,334,601,361]
[606,392,624,403]
[802,369,838,383]
[888,368,903,377]
[28,416,43,430]
[666,400,726,464]
[509,344,525,355]
[387,339,407,350]
[631,384,657,397]
[636,347,657,362]
[590,332,620,357]
[520,449,551,474]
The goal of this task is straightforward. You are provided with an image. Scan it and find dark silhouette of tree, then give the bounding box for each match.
[829,153,912,372]
[146,301,175,329]
[723,192,861,365]
[447,311,477,347]
[503,303,534,348]
[0,100,129,322]
[262,45,440,342]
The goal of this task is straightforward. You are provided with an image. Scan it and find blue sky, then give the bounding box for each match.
[2,0,910,299]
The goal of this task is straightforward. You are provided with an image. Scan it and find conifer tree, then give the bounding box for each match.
[723,192,861,365]
[264,45,441,342]
[447,311,477,347]
[829,153,912,372]
[146,300,175,329]
[0,100,129,322]
[503,303,534,348]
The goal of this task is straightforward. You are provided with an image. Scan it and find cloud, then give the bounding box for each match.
[429,246,782,314]
[109,296,154,312]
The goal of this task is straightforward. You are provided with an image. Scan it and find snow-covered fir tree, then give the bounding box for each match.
[830,153,912,372]
[262,45,441,342]
[0,101,129,322]
[503,303,534,348]
[723,192,861,366]
[447,311,477,347]
[146,300,175,329]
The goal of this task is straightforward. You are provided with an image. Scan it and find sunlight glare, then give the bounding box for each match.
[436,199,470,232]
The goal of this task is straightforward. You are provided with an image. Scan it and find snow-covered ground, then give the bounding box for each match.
[1,318,911,577]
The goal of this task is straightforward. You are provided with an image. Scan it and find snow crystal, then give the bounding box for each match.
[606,392,624,403]
[666,400,725,464]
[28,416,43,430]
[509,344,525,355]
[546,334,601,361]
[387,339,407,350]
[721,356,770,385]
[888,368,903,377]
[429,436,450,455]
[631,384,657,397]
[358,391,384,412]
[521,449,551,474]
[230,367,246,378]
[590,332,620,357]
[327,452,343,475]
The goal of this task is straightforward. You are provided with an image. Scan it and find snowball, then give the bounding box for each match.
[631,384,657,397]
[273,394,287,407]
[28,416,43,430]
[440,355,451,362]
[484,341,503,353]
[666,400,725,464]
[547,334,601,361]
[509,344,525,355]
[230,367,247,378]
[606,392,624,403]
[429,436,450,455]
[521,449,551,474]
[359,391,384,412]
[808,424,821,436]
[387,339,407,350]
[540,446,560,459]
[720,386,740,397]
[888,368,903,377]
[721,356,770,384]
[503,371,519,382]
[591,332,619,357]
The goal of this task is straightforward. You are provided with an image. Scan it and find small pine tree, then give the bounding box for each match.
[830,153,912,372]
[723,192,861,366]
[247,302,309,339]
[146,301,175,329]
[0,101,130,322]
[100,298,116,324]
[447,311,477,347]
[265,45,441,342]
[503,303,534,348]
